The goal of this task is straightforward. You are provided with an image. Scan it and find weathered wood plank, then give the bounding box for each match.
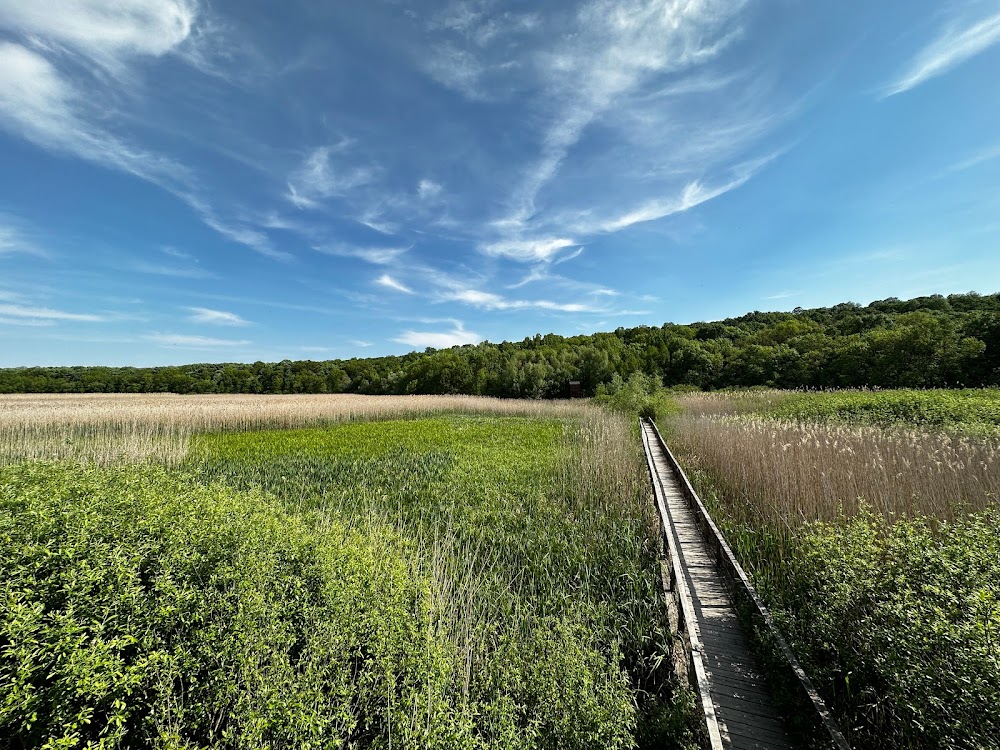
[641,419,799,750]
[642,418,852,750]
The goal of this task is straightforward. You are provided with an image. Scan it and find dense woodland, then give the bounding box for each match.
[3,293,999,396]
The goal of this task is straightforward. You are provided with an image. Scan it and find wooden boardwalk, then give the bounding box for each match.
[640,419,850,750]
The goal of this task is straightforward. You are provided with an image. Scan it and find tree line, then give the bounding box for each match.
[2,293,998,396]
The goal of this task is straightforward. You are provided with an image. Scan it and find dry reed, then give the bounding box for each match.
[667,412,1000,526]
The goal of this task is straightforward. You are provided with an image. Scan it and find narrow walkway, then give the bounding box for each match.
[641,420,796,750]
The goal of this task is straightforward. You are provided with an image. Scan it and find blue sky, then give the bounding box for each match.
[1,0,999,366]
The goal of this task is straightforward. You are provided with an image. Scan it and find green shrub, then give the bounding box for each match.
[594,373,679,422]
[773,510,1000,750]
[0,461,451,749]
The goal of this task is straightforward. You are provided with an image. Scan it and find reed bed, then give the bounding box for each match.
[663,390,1000,749]
[666,413,1000,526]
[0,393,592,465]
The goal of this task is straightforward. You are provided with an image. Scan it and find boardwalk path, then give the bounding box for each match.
[640,419,850,750]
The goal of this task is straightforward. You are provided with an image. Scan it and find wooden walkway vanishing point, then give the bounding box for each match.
[640,418,852,750]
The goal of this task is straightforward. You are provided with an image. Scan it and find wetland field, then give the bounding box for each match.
[3,389,999,749]
[0,394,694,750]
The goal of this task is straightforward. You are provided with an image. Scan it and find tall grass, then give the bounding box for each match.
[0,394,593,465]
[664,389,1000,749]
[666,413,1000,526]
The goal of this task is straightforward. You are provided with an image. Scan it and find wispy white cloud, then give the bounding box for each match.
[145,332,251,348]
[408,0,772,279]
[0,289,30,303]
[0,317,57,327]
[315,243,409,265]
[0,222,45,257]
[481,237,577,262]
[762,290,800,300]
[186,306,249,326]
[507,266,550,289]
[394,321,482,349]
[131,261,214,278]
[443,288,599,313]
[160,246,194,260]
[884,9,1000,97]
[420,42,490,100]
[0,0,197,60]
[594,173,754,233]
[417,179,443,200]
[351,339,374,348]
[185,194,291,260]
[375,274,415,294]
[0,304,105,322]
[287,143,376,209]
[498,0,747,227]
[0,4,293,261]
[610,308,652,316]
[420,3,541,98]
[0,37,190,188]
[946,142,1000,174]
[553,247,583,265]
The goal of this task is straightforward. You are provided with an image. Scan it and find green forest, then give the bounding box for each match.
[3,293,998,396]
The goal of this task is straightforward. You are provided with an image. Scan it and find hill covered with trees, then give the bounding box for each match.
[2,293,998,396]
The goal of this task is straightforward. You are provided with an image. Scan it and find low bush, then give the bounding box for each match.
[594,373,679,422]
[0,461,450,749]
[772,510,1000,750]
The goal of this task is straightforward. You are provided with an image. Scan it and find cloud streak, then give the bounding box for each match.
[0,222,45,257]
[443,289,599,313]
[481,237,577,262]
[145,332,251,347]
[0,0,197,59]
[375,274,415,294]
[0,3,295,261]
[884,10,1000,97]
[594,173,754,233]
[186,307,250,325]
[287,143,376,209]
[315,243,410,265]
[0,304,105,322]
[394,322,482,349]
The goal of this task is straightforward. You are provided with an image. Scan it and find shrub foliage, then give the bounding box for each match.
[776,512,1000,750]
[0,462,448,749]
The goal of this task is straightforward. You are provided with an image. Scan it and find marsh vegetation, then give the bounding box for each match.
[0,395,695,749]
[665,389,1000,750]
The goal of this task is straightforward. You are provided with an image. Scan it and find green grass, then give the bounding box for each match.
[2,413,697,749]
[762,388,1000,434]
